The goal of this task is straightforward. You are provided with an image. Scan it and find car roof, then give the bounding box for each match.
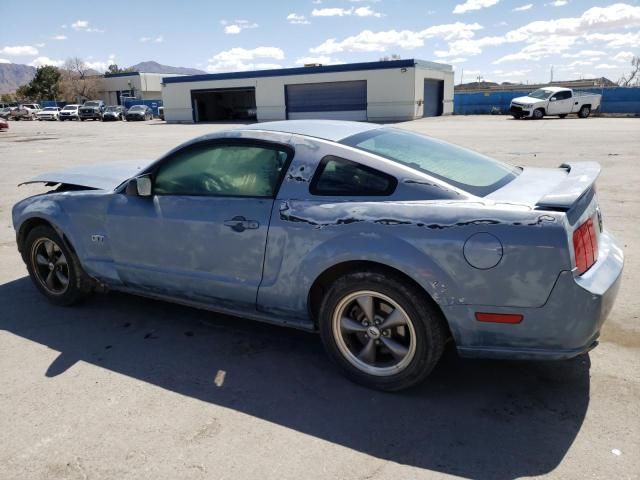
[237,120,384,142]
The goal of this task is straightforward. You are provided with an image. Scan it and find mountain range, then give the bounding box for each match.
[0,61,206,94]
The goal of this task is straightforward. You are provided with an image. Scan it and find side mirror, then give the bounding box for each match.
[125,175,152,197]
[550,97,557,101]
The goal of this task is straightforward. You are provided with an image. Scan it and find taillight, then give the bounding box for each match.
[573,217,598,275]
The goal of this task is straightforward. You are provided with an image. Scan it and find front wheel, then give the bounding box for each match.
[24,225,93,306]
[319,271,447,391]
[578,106,591,118]
[533,108,544,120]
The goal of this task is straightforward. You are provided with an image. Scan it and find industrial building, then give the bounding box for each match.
[161,59,453,123]
[99,72,184,106]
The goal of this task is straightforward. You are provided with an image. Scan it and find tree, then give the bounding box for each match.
[59,57,102,102]
[15,84,33,101]
[618,55,640,87]
[106,64,134,74]
[20,65,62,101]
[0,92,16,103]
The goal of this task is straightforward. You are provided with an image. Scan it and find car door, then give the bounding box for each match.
[104,139,292,310]
[547,91,572,114]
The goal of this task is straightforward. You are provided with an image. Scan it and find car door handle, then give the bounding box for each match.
[224,216,259,232]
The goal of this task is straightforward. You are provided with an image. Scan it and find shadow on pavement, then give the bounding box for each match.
[0,277,590,479]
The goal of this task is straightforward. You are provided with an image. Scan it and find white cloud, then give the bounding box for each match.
[595,63,618,69]
[549,1,568,6]
[85,54,116,72]
[453,0,499,15]
[140,35,164,43]
[493,35,577,63]
[222,19,258,34]
[312,6,383,17]
[287,13,310,24]
[561,49,605,58]
[0,45,39,56]
[310,23,483,54]
[568,60,593,67]
[584,31,640,49]
[35,43,46,48]
[613,51,635,63]
[434,35,504,57]
[354,7,383,17]
[29,56,64,67]
[51,35,67,40]
[295,56,344,65]
[71,19,104,33]
[438,57,468,64]
[206,47,284,72]
[513,4,533,12]
[0,58,10,64]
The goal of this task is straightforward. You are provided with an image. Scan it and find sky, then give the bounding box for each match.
[1,0,639,84]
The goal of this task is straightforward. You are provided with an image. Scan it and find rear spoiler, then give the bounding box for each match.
[536,162,601,210]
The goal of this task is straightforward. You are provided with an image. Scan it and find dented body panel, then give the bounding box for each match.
[12,120,624,359]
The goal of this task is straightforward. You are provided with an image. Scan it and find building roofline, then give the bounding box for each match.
[162,59,452,84]
[103,72,140,78]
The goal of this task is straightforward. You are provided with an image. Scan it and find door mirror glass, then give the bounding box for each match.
[136,176,152,196]
[125,175,152,196]
[550,96,557,101]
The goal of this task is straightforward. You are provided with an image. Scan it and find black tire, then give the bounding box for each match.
[511,114,521,119]
[80,118,85,121]
[533,108,544,120]
[318,270,447,391]
[578,106,591,118]
[24,225,93,306]
[559,114,568,119]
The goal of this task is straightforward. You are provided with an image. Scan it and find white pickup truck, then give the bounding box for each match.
[509,86,601,119]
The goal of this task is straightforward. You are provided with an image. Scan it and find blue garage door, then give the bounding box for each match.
[286,81,367,121]
[424,79,444,117]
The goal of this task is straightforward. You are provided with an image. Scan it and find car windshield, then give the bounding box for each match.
[529,89,554,99]
[43,107,57,111]
[84,101,100,107]
[129,106,145,111]
[341,128,519,197]
[105,106,120,112]
[62,105,77,110]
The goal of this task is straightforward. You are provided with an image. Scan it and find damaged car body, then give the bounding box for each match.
[12,120,624,391]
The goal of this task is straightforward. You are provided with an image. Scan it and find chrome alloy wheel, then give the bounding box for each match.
[332,290,417,376]
[30,238,70,295]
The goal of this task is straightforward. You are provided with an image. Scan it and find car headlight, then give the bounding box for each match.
[524,104,533,108]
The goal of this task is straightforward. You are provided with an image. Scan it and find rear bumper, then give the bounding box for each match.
[444,230,624,360]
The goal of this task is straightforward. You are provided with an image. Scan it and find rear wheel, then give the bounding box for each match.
[24,225,93,306]
[319,271,446,391]
[533,108,544,120]
[578,106,591,118]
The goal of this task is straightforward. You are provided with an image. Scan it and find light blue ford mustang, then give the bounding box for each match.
[12,120,624,390]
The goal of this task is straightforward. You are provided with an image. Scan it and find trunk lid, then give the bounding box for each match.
[486,162,600,224]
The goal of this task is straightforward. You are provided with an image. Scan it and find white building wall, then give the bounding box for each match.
[162,63,453,123]
[413,67,455,116]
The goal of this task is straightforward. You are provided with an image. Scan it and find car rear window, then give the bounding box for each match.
[341,128,519,197]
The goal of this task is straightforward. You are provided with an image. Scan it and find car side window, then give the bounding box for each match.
[154,143,290,198]
[310,155,397,196]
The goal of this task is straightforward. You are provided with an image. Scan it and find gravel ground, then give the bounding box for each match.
[0,116,638,480]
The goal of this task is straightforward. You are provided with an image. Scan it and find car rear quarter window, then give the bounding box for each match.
[341,128,518,197]
[310,155,397,196]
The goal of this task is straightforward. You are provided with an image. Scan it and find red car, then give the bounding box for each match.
[0,118,9,131]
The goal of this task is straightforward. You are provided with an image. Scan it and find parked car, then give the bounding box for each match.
[0,117,8,131]
[509,87,601,119]
[79,100,105,121]
[12,120,623,391]
[59,104,80,121]
[102,105,126,121]
[36,107,61,121]
[0,106,17,119]
[9,104,41,120]
[125,104,153,121]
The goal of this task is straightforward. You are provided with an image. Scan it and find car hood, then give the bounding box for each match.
[511,95,542,104]
[19,159,156,191]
